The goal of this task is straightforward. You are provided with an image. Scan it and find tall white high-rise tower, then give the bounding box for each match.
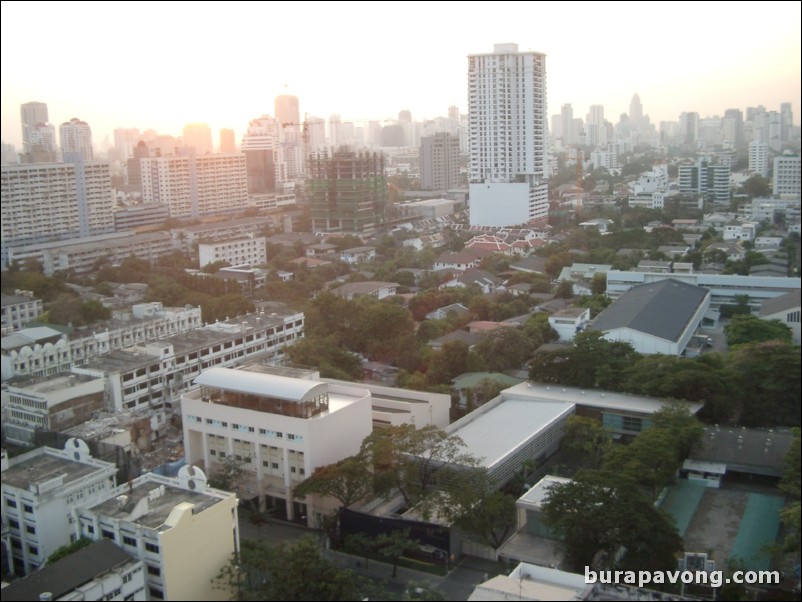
[59,117,94,161]
[468,43,548,226]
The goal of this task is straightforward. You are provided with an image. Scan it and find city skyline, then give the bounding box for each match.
[1,1,800,151]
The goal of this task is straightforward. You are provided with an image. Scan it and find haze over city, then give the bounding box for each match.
[2,0,800,149]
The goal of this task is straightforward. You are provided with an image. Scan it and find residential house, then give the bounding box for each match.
[330,281,399,300]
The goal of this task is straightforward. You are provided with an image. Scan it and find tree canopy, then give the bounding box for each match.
[542,471,682,573]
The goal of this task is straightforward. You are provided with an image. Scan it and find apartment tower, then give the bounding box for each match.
[468,43,548,227]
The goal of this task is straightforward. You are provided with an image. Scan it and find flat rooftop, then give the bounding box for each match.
[503,381,703,416]
[6,371,100,394]
[3,452,110,492]
[517,475,573,510]
[448,399,574,469]
[88,479,225,530]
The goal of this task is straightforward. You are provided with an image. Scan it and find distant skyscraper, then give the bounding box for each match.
[448,105,460,121]
[220,128,236,153]
[468,43,548,226]
[780,102,793,143]
[560,104,575,146]
[629,94,643,124]
[241,116,280,195]
[421,132,460,191]
[587,104,606,147]
[773,154,801,197]
[679,112,700,146]
[20,101,57,163]
[722,109,744,149]
[328,114,343,149]
[182,123,213,154]
[113,127,140,164]
[275,95,300,126]
[748,141,770,178]
[59,118,94,161]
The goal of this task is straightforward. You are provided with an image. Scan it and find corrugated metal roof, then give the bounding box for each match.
[194,367,327,403]
[591,279,709,342]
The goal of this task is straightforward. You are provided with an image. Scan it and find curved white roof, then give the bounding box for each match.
[194,367,328,403]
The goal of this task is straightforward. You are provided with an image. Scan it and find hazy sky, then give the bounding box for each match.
[2,1,800,150]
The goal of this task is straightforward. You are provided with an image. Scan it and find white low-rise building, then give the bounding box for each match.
[1,439,118,576]
[198,236,266,268]
[75,466,239,601]
[182,366,374,525]
[548,307,591,342]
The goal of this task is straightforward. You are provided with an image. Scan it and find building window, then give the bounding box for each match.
[25,524,36,534]
[102,529,115,540]
[5,498,17,508]
[149,587,164,600]
[145,542,159,554]
[147,564,161,576]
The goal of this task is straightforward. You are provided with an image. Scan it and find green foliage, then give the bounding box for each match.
[780,428,801,500]
[293,454,373,509]
[542,471,682,573]
[375,529,419,578]
[560,415,611,469]
[360,424,479,508]
[725,314,792,346]
[425,341,485,386]
[474,327,534,372]
[48,537,93,564]
[603,428,681,500]
[529,330,639,390]
[742,174,771,198]
[727,341,801,427]
[47,294,111,327]
[443,468,517,549]
[285,335,363,380]
[207,456,247,492]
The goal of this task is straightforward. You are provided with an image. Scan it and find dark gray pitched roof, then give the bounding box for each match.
[760,289,801,317]
[691,427,795,476]
[590,279,709,342]
[2,539,134,601]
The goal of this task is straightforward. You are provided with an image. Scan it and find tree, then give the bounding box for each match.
[443,468,517,550]
[425,340,484,386]
[725,314,792,346]
[560,415,611,469]
[727,341,801,427]
[743,174,771,198]
[376,529,419,578]
[208,456,247,492]
[285,335,363,380]
[603,428,681,500]
[293,454,373,535]
[555,280,574,299]
[474,327,534,372]
[542,471,682,573]
[649,402,704,459]
[265,536,363,600]
[344,532,377,569]
[360,424,479,508]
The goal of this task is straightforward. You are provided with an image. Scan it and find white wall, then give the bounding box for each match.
[469,182,532,227]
